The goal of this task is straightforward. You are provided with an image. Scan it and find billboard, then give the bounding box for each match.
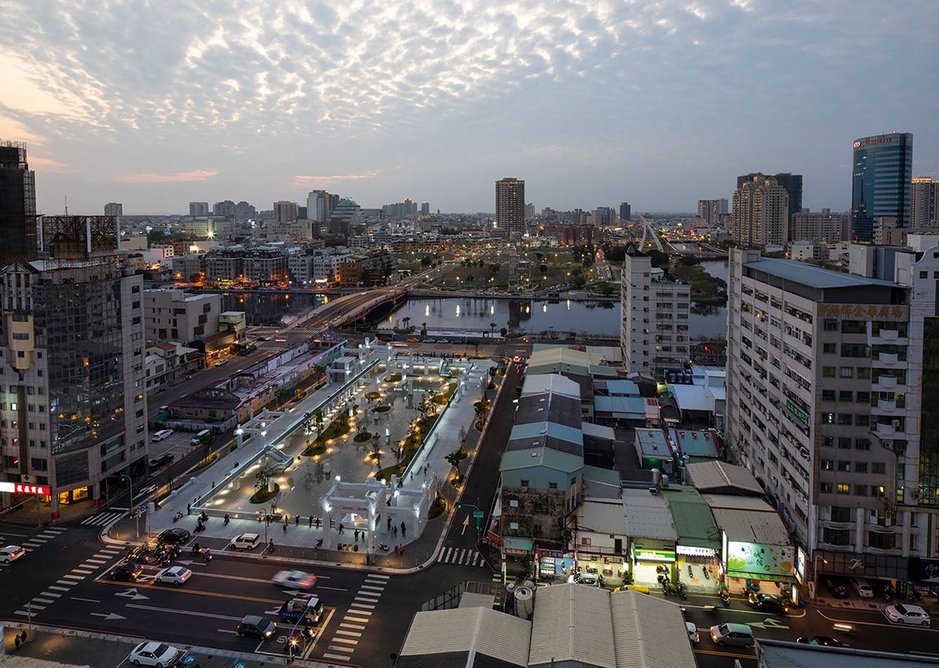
[726,540,794,578]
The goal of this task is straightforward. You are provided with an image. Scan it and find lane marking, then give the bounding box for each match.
[32,598,54,604]
[316,585,348,592]
[340,623,366,631]
[125,603,243,622]
[323,653,351,660]
[48,586,70,592]
[330,637,358,645]
[70,597,101,603]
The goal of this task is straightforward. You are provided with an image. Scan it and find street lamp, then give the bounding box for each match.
[120,474,138,538]
[812,555,828,600]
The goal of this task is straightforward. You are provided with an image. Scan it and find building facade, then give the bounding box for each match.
[0,141,38,263]
[851,133,913,242]
[725,248,939,576]
[790,208,851,244]
[732,174,789,246]
[144,289,222,343]
[698,199,728,227]
[103,202,123,217]
[911,177,939,229]
[189,201,209,216]
[496,177,526,240]
[620,249,691,378]
[619,201,632,222]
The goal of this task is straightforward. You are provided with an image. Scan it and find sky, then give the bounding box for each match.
[1,0,937,216]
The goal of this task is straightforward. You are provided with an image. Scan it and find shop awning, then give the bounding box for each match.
[503,536,534,555]
[728,570,796,583]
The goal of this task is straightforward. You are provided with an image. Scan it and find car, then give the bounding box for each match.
[406,337,419,343]
[685,621,700,644]
[154,566,192,586]
[157,528,191,545]
[0,545,26,564]
[435,339,448,344]
[216,359,229,367]
[709,623,754,648]
[230,532,262,550]
[824,578,849,598]
[747,591,788,615]
[272,570,317,590]
[236,615,277,639]
[796,636,845,647]
[885,603,931,626]
[567,572,603,587]
[112,561,144,581]
[149,454,174,469]
[151,429,174,443]
[128,641,180,667]
[134,485,158,501]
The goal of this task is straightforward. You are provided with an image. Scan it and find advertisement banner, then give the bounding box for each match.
[726,540,794,577]
[0,482,51,495]
[911,557,939,583]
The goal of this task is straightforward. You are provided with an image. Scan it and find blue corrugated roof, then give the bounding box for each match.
[605,380,641,396]
[594,396,646,417]
[510,421,583,446]
[745,258,897,289]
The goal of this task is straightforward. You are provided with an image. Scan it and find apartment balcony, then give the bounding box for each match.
[876,398,898,412]
[876,352,900,366]
[874,421,898,436]
[870,329,903,344]
[872,375,898,390]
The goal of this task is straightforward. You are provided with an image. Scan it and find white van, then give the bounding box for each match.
[852,578,874,598]
[230,533,262,551]
[151,429,174,443]
[191,429,211,446]
[709,623,753,648]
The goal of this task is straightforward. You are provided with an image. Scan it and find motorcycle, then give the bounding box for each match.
[720,590,731,606]
[687,564,693,578]
[676,583,688,600]
[702,566,710,580]
[314,538,324,548]
[172,511,183,523]
[201,549,212,563]
[194,522,206,533]
[223,514,230,525]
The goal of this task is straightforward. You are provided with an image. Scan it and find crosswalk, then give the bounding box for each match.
[321,573,389,662]
[437,546,486,567]
[81,510,126,527]
[13,542,123,619]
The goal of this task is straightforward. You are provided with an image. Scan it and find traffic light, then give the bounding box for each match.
[455,502,462,510]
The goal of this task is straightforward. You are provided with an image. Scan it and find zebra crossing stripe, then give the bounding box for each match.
[31,598,54,604]
[367,573,389,580]
[331,637,358,646]
[340,623,366,631]
[48,585,70,592]
[323,653,351,660]
[347,609,371,617]
[335,630,362,638]
[359,584,384,592]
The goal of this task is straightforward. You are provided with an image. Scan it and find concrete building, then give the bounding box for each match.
[911,176,939,229]
[496,177,526,240]
[0,216,146,518]
[273,201,299,224]
[851,132,913,242]
[620,248,691,378]
[619,201,632,222]
[732,174,789,246]
[726,248,939,581]
[188,201,209,216]
[213,200,236,218]
[103,202,123,217]
[305,190,329,223]
[697,199,728,227]
[737,173,802,230]
[0,141,38,263]
[143,288,222,343]
[791,208,851,244]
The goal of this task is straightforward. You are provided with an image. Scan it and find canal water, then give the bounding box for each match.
[220,259,729,340]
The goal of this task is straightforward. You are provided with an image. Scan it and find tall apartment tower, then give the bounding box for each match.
[0,215,147,519]
[911,177,939,229]
[0,141,38,263]
[732,175,789,246]
[189,201,209,216]
[213,200,236,218]
[273,201,299,224]
[851,133,913,242]
[103,202,123,217]
[620,247,691,378]
[790,208,851,244]
[737,173,802,234]
[306,191,329,223]
[697,199,728,226]
[619,202,632,221]
[725,248,939,578]
[495,178,525,240]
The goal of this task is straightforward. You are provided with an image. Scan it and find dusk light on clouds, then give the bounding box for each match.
[0,0,936,214]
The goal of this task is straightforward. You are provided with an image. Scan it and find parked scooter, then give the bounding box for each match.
[702,565,710,580]
[719,590,731,606]
[676,582,688,600]
[687,564,694,578]
[172,511,183,522]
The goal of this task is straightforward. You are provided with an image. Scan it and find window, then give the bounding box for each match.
[836,483,850,494]
[837,413,852,425]
[581,537,592,546]
[855,462,868,473]
[830,506,852,522]
[838,437,852,449]
[854,414,869,426]
[857,367,870,379]
[855,438,871,451]
[821,459,833,471]
[520,480,530,488]
[820,482,833,493]
[837,461,851,472]
[823,343,836,354]
[822,390,836,401]
[872,462,886,474]
[548,482,558,490]
[839,390,853,402]
[857,391,870,403]
[839,367,854,378]
[822,367,836,378]
[823,527,851,545]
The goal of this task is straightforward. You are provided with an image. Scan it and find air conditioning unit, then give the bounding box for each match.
[892,419,901,429]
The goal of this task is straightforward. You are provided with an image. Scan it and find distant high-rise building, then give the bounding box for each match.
[732,174,789,246]
[327,194,340,218]
[737,173,801,238]
[213,200,236,218]
[104,202,123,217]
[0,141,38,262]
[619,202,631,221]
[495,177,525,240]
[235,201,257,221]
[697,199,728,226]
[911,176,939,229]
[306,191,329,223]
[189,201,209,217]
[851,132,913,242]
[420,202,430,216]
[790,208,851,244]
[273,201,299,224]
[524,203,535,222]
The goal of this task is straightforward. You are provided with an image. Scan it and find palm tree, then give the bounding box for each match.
[445,447,469,483]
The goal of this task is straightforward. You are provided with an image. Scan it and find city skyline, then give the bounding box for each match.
[0,1,936,215]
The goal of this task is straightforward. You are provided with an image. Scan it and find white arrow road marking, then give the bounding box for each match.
[125,603,243,622]
[114,588,149,601]
[461,515,470,535]
[748,618,790,630]
[90,612,126,621]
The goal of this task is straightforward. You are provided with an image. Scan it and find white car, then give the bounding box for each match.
[154,566,192,586]
[566,572,603,587]
[151,429,174,443]
[0,545,26,563]
[128,641,180,667]
[885,603,931,626]
[229,532,261,550]
[272,569,317,590]
[685,621,700,644]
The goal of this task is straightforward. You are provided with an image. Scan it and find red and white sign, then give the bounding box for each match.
[0,482,51,495]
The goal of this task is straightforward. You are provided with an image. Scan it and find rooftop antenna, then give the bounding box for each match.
[64,196,68,216]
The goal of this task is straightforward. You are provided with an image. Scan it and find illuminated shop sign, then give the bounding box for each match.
[0,482,51,495]
[633,548,676,562]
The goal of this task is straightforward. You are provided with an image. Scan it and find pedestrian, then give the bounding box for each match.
[354,529,359,542]
[387,517,392,531]
[338,521,344,534]
[283,522,287,533]
[187,503,192,515]
[308,515,313,528]
[14,634,20,651]
[393,525,397,537]
[295,515,300,526]
[401,521,406,538]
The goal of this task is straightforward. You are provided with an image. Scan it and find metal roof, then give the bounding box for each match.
[661,486,721,548]
[516,392,582,428]
[745,258,897,289]
[399,606,530,666]
[510,421,583,446]
[520,373,581,399]
[709,504,790,545]
[755,639,939,667]
[667,428,721,459]
[529,584,617,667]
[622,488,678,541]
[685,460,762,495]
[499,447,583,474]
[609,590,698,668]
[594,396,647,418]
[633,428,672,457]
[577,498,627,536]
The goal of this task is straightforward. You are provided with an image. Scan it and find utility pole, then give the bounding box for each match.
[121,474,137,538]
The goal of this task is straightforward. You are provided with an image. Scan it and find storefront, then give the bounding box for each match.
[629,541,677,586]
[661,486,723,593]
[537,549,575,580]
[676,545,722,593]
[623,488,680,588]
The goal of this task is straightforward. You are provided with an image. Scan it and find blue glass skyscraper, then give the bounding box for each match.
[851,132,913,242]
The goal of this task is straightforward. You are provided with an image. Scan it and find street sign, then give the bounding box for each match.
[473,510,485,518]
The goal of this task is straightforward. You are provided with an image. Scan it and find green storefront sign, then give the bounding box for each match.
[633,547,676,562]
[786,400,809,426]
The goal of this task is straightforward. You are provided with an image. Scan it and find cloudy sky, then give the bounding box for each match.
[1,0,936,215]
